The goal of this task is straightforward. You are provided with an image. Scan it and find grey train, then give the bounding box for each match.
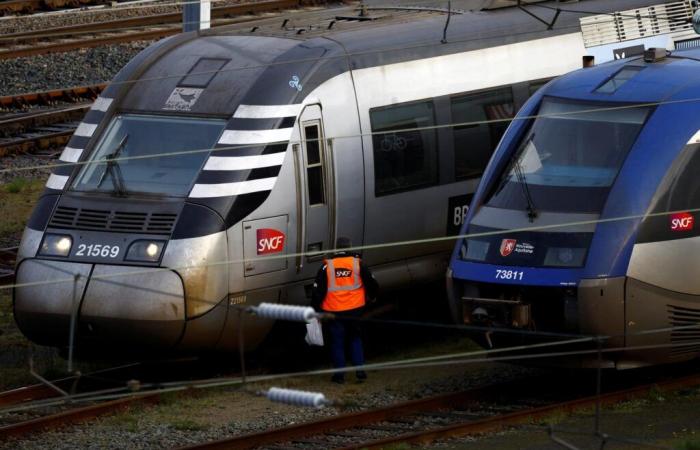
[13,0,669,354]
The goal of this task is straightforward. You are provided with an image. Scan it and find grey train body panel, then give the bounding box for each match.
[13,0,672,353]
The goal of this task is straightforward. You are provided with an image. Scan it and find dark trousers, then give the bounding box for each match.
[326,308,365,371]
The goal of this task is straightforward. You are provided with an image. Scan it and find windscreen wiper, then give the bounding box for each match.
[513,160,538,223]
[96,134,128,196]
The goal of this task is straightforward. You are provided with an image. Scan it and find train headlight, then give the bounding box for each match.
[126,240,165,262]
[39,234,73,257]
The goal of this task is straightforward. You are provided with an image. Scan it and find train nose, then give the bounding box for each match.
[14,259,185,349]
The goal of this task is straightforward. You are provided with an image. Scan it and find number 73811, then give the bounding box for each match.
[495,269,524,281]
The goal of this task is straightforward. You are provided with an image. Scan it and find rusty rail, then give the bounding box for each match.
[0,84,107,157]
[0,106,90,157]
[182,372,700,450]
[0,392,162,440]
[0,246,18,286]
[0,0,115,16]
[0,84,106,109]
[0,384,62,408]
[0,0,312,59]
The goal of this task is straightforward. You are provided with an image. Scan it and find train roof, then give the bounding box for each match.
[110,0,678,116]
[211,0,675,68]
[542,47,700,105]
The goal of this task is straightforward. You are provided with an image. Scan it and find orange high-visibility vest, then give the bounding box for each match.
[321,256,366,312]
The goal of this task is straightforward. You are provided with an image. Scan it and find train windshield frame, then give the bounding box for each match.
[71,114,226,197]
[485,98,651,214]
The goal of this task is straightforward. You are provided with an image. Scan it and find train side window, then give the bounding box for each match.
[304,123,325,205]
[653,145,700,213]
[451,88,514,180]
[370,101,438,196]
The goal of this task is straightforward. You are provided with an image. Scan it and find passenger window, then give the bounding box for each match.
[451,88,514,180]
[370,101,438,196]
[304,123,325,205]
[653,146,700,213]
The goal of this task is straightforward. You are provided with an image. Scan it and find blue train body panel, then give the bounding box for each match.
[450,48,700,288]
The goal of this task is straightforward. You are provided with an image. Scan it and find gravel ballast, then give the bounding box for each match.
[0,0,250,35]
[0,363,537,450]
[0,42,151,97]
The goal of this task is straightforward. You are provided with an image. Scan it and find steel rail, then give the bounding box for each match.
[0,383,65,408]
[1,0,301,39]
[0,84,106,109]
[0,126,75,157]
[182,373,700,450]
[0,84,108,157]
[0,106,89,157]
[0,0,312,59]
[0,26,179,59]
[0,246,18,286]
[0,0,43,16]
[0,104,90,132]
[0,391,163,440]
[0,0,120,16]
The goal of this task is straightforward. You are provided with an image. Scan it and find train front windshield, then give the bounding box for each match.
[487,98,650,214]
[460,99,650,268]
[72,114,226,197]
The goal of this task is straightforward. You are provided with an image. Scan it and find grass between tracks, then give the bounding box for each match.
[0,177,43,237]
[0,177,62,390]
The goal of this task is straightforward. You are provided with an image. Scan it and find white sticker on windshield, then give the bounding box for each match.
[164,87,204,111]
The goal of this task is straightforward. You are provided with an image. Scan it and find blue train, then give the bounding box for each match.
[447,47,700,368]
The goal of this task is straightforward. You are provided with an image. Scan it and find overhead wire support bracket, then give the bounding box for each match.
[441,1,452,44]
[517,0,561,30]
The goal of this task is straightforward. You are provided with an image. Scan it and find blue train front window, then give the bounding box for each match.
[460,99,650,268]
[72,114,226,197]
[487,98,650,213]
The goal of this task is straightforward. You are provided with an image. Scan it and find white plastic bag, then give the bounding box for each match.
[305,318,324,346]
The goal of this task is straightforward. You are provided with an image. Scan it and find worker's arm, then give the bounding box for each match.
[311,265,327,310]
[359,261,379,301]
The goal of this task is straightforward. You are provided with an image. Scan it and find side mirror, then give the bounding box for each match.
[693,9,700,34]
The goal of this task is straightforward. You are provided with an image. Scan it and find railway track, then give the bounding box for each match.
[0,246,17,285]
[0,83,106,109]
[0,107,85,157]
[0,84,107,157]
[0,0,326,59]
[0,358,244,441]
[184,372,700,450]
[0,0,110,16]
[0,391,163,440]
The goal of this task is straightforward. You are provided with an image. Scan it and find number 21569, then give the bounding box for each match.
[495,269,524,281]
[75,244,120,258]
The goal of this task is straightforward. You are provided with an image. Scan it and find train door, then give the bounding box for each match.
[294,104,335,279]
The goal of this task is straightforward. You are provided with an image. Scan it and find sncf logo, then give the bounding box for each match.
[670,212,694,232]
[257,229,285,255]
[335,269,353,278]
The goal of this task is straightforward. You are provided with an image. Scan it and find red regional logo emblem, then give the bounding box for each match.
[500,239,517,257]
[257,229,286,255]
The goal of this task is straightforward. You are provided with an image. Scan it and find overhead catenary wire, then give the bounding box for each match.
[0,0,688,370]
[3,335,700,415]
[4,0,687,95]
[4,204,700,297]
[2,94,699,176]
[0,0,295,21]
[3,0,690,26]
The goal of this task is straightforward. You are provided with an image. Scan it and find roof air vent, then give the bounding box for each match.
[644,47,667,63]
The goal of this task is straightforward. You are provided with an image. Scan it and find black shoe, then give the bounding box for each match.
[356,371,367,382]
[331,374,345,384]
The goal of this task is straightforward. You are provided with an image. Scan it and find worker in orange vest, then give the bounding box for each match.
[312,237,378,384]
